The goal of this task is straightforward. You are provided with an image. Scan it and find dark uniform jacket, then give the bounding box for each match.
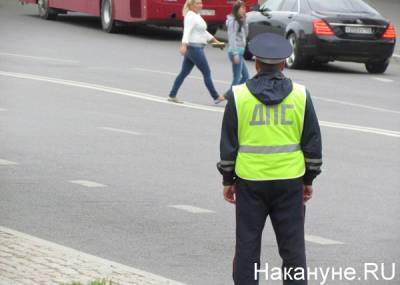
[218,69,322,186]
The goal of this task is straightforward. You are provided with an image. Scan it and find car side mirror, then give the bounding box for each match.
[259,6,271,15]
[261,9,271,16]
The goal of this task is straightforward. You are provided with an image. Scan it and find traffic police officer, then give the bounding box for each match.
[217,33,322,285]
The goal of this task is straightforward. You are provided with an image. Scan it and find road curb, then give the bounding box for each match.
[0,226,188,285]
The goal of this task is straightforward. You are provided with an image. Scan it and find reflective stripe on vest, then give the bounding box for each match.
[234,82,306,181]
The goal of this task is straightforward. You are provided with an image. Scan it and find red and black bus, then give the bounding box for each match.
[19,0,256,34]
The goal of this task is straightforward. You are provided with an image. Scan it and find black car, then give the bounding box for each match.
[244,0,396,73]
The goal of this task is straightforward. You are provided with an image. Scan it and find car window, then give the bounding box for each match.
[281,0,298,12]
[307,0,378,14]
[260,0,284,12]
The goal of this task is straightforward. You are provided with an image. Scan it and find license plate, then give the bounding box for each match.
[200,9,215,16]
[345,26,372,34]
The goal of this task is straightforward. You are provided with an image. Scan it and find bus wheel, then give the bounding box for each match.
[101,0,118,33]
[38,0,57,20]
[207,25,218,35]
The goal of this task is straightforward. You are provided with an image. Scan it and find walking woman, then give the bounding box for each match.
[168,0,226,104]
[226,0,249,86]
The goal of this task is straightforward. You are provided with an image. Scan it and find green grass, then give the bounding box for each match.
[64,280,115,285]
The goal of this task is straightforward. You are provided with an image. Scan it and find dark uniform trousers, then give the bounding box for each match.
[233,177,307,285]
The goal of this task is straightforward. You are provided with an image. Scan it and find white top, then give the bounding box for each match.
[182,10,214,45]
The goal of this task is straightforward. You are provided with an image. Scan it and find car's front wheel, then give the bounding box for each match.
[101,0,117,33]
[365,59,389,74]
[286,33,309,69]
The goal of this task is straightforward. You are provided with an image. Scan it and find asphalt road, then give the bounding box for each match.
[1,1,400,284]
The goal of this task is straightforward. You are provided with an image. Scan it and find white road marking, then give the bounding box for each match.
[305,235,344,245]
[372,77,394,83]
[132,67,400,114]
[132,67,182,77]
[69,180,107,188]
[0,159,18,165]
[132,67,230,84]
[99,127,142,136]
[0,108,8,112]
[168,205,215,214]
[0,226,187,285]
[168,207,343,246]
[393,54,400,58]
[312,96,400,114]
[320,121,400,138]
[0,70,223,112]
[0,70,399,138]
[0,52,79,64]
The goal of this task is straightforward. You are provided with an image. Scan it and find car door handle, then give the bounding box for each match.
[288,14,294,19]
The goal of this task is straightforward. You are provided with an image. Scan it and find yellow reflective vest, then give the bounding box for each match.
[233,82,306,180]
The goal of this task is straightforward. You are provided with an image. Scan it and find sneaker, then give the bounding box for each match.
[167,97,183,104]
[214,95,226,105]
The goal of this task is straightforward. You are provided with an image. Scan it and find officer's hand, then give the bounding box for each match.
[303,185,313,202]
[223,185,236,204]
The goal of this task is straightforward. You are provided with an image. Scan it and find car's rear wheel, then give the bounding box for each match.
[101,0,117,33]
[38,0,57,20]
[286,33,309,69]
[365,59,389,74]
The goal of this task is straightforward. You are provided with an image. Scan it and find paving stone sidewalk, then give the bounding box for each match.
[0,227,187,285]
